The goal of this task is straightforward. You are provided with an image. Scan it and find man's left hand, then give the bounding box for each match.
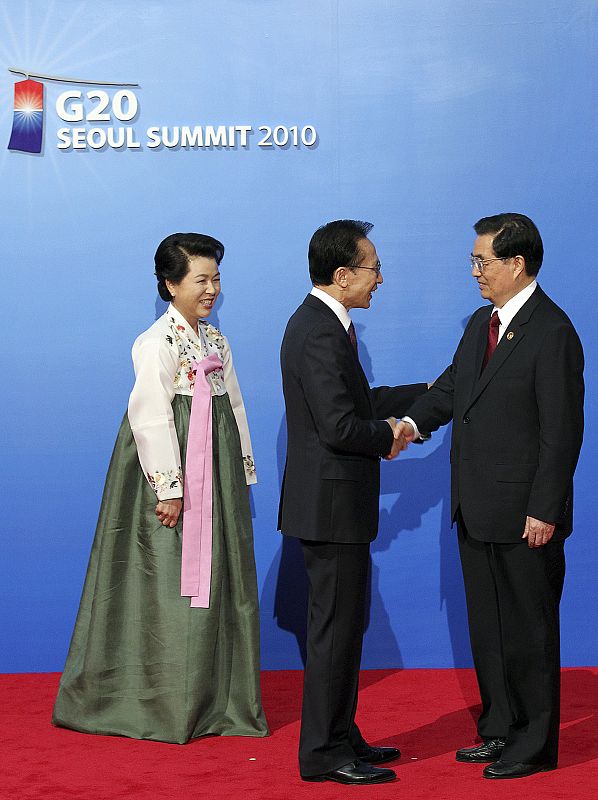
[522,515,555,548]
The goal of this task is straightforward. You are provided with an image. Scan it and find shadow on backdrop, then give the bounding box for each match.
[260,321,473,679]
[358,323,471,670]
[155,294,168,320]
[261,414,309,665]
[263,402,405,671]
[377,427,472,672]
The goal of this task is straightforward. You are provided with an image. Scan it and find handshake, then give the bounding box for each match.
[384,418,416,460]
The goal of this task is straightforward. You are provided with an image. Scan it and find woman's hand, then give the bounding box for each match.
[155,498,182,528]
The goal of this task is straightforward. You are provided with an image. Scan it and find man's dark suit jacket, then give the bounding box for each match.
[405,285,584,543]
[278,294,427,543]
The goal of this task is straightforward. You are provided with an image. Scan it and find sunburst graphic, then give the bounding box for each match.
[0,1,154,197]
[8,78,44,152]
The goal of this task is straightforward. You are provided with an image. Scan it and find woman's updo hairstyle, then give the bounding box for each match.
[154,232,225,301]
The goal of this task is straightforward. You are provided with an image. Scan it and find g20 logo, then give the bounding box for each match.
[56,89,141,149]
[7,68,138,153]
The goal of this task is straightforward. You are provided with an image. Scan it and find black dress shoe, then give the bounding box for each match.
[483,760,556,779]
[356,745,401,764]
[302,759,396,784]
[456,738,506,763]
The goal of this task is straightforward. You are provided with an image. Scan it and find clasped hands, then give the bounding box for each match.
[385,418,416,460]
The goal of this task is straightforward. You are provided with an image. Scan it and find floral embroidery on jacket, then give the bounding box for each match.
[165,316,225,393]
[202,322,226,356]
[243,454,256,477]
[147,467,183,496]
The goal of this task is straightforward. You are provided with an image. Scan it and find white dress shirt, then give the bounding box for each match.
[310,286,352,331]
[492,280,537,342]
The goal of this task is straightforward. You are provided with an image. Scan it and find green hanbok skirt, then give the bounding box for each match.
[52,394,268,743]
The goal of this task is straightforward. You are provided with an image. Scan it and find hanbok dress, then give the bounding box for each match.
[52,304,268,743]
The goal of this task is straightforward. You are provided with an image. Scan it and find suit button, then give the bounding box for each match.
[463,415,470,424]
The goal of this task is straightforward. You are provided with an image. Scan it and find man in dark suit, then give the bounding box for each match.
[397,213,584,779]
[278,219,428,784]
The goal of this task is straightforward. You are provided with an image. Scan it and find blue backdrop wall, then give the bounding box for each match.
[1,0,596,672]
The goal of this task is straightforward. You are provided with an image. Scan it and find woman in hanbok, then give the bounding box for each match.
[53,232,268,743]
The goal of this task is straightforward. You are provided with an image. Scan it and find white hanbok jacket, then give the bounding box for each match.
[128,304,257,501]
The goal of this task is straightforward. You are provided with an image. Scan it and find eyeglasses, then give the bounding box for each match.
[352,260,382,276]
[469,255,508,274]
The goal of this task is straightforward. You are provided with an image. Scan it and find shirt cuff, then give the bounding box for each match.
[401,416,421,441]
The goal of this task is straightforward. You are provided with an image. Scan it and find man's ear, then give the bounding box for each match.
[512,255,526,279]
[333,267,349,288]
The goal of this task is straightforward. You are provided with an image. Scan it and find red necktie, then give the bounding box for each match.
[482,311,500,370]
[348,322,358,353]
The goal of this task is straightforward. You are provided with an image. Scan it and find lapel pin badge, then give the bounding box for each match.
[506,331,515,340]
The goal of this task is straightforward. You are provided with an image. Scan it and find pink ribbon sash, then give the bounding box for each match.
[181,354,223,608]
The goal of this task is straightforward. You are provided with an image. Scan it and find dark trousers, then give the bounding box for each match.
[298,540,370,777]
[457,517,565,765]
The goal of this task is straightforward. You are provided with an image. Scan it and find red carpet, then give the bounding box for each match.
[1,668,597,799]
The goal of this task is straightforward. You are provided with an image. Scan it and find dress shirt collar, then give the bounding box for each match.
[493,280,537,331]
[310,286,352,332]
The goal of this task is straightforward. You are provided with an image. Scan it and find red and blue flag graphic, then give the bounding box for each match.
[8,78,44,153]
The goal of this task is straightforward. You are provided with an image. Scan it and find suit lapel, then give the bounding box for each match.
[471,306,492,382]
[453,307,492,410]
[302,294,375,414]
[466,286,544,411]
